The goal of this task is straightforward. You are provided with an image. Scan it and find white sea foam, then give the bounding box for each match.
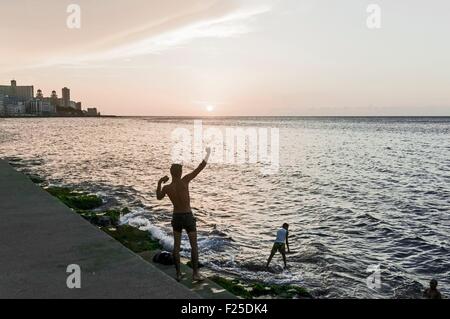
[120,209,179,251]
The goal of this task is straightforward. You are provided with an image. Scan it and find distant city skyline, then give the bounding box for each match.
[0,79,100,116]
[1,0,450,116]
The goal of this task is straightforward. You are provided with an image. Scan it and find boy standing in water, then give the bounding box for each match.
[156,147,211,282]
[266,223,291,269]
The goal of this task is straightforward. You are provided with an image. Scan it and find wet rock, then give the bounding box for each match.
[98,216,112,227]
[29,175,45,184]
[77,209,121,227]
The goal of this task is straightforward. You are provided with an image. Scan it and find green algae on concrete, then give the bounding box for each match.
[210,276,312,299]
[102,225,163,253]
[45,186,103,210]
[43,186,160,254]
[76,208,123,226]
[210,276,253,299]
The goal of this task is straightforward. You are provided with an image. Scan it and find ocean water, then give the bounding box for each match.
[1,116,449,298]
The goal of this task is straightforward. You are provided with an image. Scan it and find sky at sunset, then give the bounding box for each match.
[1,0,450,116]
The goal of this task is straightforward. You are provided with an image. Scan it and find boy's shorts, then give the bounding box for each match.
[271,242,286,254]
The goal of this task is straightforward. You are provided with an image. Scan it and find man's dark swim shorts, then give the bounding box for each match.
[171,212,197,233]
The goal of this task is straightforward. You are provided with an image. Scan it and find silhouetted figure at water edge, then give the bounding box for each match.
[424,279,442,299]
[157,147,211,282]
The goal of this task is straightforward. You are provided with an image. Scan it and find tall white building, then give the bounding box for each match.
[62,87,70,107]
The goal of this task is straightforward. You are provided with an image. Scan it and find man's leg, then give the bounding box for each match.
[173,230,182,281]
[281,245,287,269]
[266,245,277,268]
[187,231,203,281]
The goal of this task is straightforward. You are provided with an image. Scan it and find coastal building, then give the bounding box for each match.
[36,89,44,99]
[50,90,59,107]
[28,99,56,115]
[0,80,98,116]
[87,108,98,116]
[2,95,21,107]
[62,87,70,107]
[44,103,56,115]
[0,94,4,115]
[68,100,77,109]
[6,102,26,115]
[0,80,34,101]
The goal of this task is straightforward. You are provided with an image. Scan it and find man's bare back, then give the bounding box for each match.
[159,160,206,213]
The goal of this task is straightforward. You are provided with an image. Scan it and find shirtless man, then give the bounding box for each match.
[156,147,211,282]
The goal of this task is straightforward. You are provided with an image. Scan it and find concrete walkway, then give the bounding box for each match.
[139,251,237,299]
[0,159,199,299]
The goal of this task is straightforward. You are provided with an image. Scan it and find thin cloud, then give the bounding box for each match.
[35,4,271,68]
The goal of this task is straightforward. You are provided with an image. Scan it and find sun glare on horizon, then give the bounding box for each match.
[206,105,215,112]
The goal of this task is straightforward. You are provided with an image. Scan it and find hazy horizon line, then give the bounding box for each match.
[93,114,450,118]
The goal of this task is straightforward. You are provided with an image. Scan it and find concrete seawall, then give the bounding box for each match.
[0,159,199,299]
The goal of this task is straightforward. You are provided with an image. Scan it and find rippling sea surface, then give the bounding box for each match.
[1,117,449,298]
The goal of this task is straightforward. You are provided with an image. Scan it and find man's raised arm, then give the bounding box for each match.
[156,176,169,200]
[183,147,211,182]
